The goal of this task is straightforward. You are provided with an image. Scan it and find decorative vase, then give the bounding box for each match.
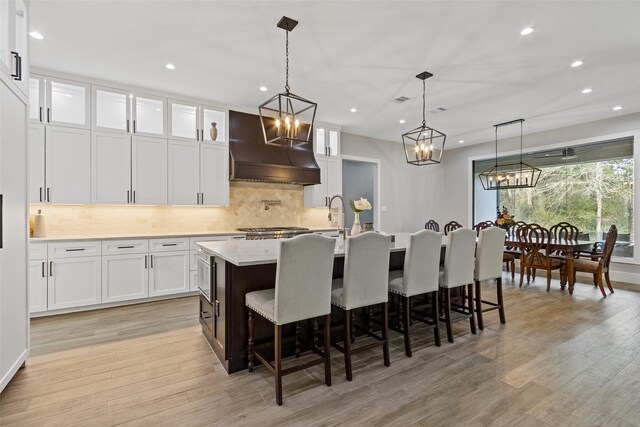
[351,212,361,236]
[210,122,218,141]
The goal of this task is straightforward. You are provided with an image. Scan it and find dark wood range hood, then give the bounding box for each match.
[228,110,321,185]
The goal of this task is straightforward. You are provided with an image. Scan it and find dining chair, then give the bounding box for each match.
[331,232,391,381]
[474,227,507,330]
[245,234,337,405]
[570,225,617,297]
[388,229,442,356]
[439,227,477,343]
[425,219,440,232]
[475,221,515,280]
[444,220,463,235]
[516,224,566,291]
[549,222,580,287]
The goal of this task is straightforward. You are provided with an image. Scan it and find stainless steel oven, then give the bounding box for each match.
[196,250,215,303]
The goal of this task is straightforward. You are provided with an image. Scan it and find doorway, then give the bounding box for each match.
[341,155,381,231]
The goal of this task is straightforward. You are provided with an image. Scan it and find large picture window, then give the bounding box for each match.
[473,137,634,258]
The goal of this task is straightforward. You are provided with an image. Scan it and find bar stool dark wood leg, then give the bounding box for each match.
[343,309,353,381]
[497,278,506,324]
[382,302,390,367]
[475,280,484,331]
[511,259,515,280]
[401,296,412,357]
[247,309,255,372]
[274,324,283,406]
[467,283,477,335]
[323,314,332,386]
[443,287,453,343]
[433,291,441,347]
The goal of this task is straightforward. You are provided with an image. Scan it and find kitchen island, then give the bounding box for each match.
[196,234,419,373]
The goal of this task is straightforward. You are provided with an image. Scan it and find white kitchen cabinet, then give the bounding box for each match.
[201,105,226,143]
[102,254,148,303]
[168,139,200,205]
[92,86,130,133]
[132,136,167,205]
[0,0,28,96]
[45,126,91,204]
[48,257,102,310]
[91,131,131,204]
[169,100,226,143]
[304,127,342,207]
[29,75,44,122]
[46,77,90,129]
[28,123,45,203]
[28,260,48,313]
[133,94,166,137]
[200,143,228,206]
[148,251,190,297]
[12,0,28,96]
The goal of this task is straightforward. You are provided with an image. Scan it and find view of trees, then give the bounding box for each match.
[499,159,634,257]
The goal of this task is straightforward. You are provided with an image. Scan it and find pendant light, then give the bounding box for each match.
[478,119,542,190]
[259,16,316,148]
[402,71,446,165]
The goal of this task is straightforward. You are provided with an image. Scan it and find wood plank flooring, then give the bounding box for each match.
[2,275,640,426]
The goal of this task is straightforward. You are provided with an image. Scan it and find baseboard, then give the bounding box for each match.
[0,348,28,393]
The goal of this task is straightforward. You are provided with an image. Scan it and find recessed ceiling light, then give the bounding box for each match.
[458,140,464,144]
[259,86,267,92]
[165,63,176,70]
[582,88,592,94]
[571,60,583,68]
[350,107,357,113]
[613,105,623,111]
[29,31,43,40]
[399,119,406,124]
[520,27,535,36]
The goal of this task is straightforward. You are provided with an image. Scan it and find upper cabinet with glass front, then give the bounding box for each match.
[314,126,340,158]
[92,86,166,137]
[29,75,90,128]
[169,100,226,144]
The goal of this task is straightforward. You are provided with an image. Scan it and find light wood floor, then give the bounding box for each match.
[2,275,640,426]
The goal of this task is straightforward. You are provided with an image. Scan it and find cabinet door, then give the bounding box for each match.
[148,251,189,297]
[133,94,166,137]
[314,127,326,157]
[131,136,167,205]
[200,106,226,143]
[45,126,91,204]
[169,101,197,141]
[326,156,342,198]
[92,86,130,133]
[12,0,28,96]
[168,139,199,205]
[0,0,10,75]
[28,123,45,203]
[304,157,328,208]
[29,260,48,313]
[46,78,90,129]
[328,129,340,157]
[200,143,228,206]
[102,254,148,303]
[91,131,131,204]
[48,257,101,310]
[29,76,45,123]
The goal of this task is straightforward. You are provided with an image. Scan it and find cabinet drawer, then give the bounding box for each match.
[189,235,244,250]
[149,237,189,252]
[48,241,101,259]
[30,242,48,260]
[102,239,149,255]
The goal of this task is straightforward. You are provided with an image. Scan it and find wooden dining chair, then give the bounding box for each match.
[549,222,580,255]
[444,221,463,235]
[516,224,566,291]
[474,221,514,280]
[570,225,617,297]
[425,219,440,232]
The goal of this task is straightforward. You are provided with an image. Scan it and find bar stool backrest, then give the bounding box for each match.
[475,227,506,281]
[274,234,337,325]
[403,229,442,296]
[442,228,476,288]
[425,219,440,232]
[444,221,463,235]
[473,221,495,236]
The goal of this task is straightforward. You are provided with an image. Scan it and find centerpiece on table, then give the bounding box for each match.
[496,206,516,233]
[348,198,372,236]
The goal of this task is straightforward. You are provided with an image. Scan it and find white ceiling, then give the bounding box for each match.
[29,0,640,148]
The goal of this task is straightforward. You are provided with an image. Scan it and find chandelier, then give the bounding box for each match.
[478,119,542,190]
[259,16,316,148]
[402,71,446,165]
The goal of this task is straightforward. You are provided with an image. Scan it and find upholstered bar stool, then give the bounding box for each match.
[439,227,477,343]
[331,232,391,381]
[245,234,336,406]
[388,229,442,356]
[474,227,507,330]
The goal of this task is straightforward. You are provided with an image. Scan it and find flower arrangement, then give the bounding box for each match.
[496,206,516,230]
[349,197,372,213]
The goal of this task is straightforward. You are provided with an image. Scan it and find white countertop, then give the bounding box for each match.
[196,233,440,266]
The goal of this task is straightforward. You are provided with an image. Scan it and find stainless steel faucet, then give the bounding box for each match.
[328,194,347,237]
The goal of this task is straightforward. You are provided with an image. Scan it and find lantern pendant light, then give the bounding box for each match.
[402,71,446,165]
[259,16,317,148]
[478,119,542,190]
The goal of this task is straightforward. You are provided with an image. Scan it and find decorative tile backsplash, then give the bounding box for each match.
[30,182,333,237]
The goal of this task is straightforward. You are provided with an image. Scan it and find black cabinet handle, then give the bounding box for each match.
[201,129,204,141]
[133,190,136,204]
[49,261,53,276]
[144,255,148,269]
[46,108,50,123]
[150,255,154,268]
[39,107,43,122]
[127,190,130,203]
[65,248,85,252]
[196,128,199,141]
[10,52,21,80]
[117,245,134,249]
[42,261,45,278]
[39,187,43,202]
[47,188,50,202]
[162,243,178,247]
[126,119,130,133]
[133,120,136,134]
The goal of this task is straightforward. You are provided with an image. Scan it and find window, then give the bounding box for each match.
[473,137,634,258]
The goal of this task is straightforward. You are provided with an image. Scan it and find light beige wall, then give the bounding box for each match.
[30,181,332,237]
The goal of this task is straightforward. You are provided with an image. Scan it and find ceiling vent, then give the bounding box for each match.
[428,107,447,114]
[393,96,410,103]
